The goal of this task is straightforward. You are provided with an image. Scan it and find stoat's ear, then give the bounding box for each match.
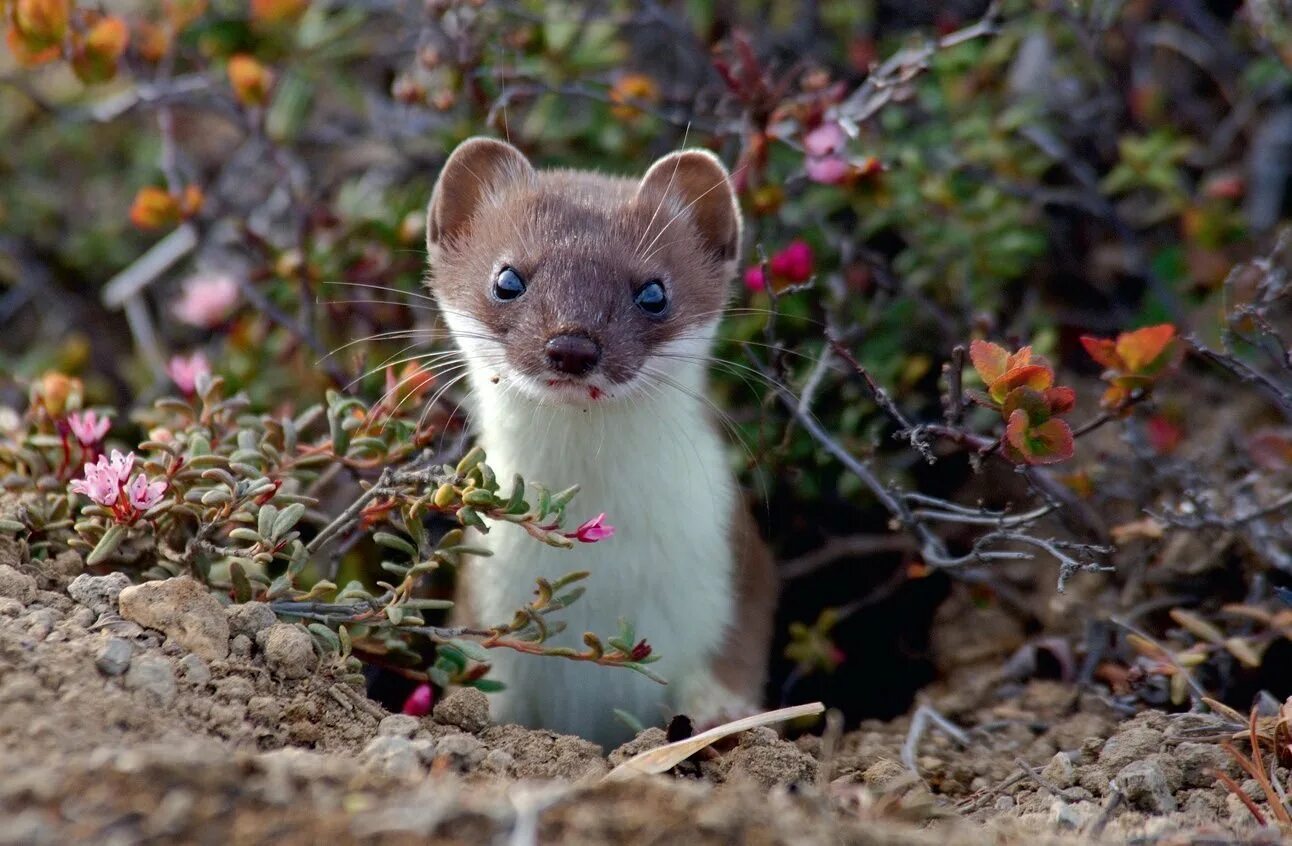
[636,149,742,273]
[427,137,534,260]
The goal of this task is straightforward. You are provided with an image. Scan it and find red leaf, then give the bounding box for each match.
[1024,418,1075,464]
[1044,386,1076,415]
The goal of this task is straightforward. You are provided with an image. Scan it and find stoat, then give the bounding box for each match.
[424,137,775,750]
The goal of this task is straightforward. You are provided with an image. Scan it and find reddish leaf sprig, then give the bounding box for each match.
[969,340,1076,466]
[1080,323,1183,412]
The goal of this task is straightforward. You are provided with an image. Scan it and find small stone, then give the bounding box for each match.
[378,714,421,737]
[95,638,134,676]
[124,656,178,707]
[1175,742,1234,788]
[255,623,317,679]
[0,564,36,604]
[1041,752,1076,789]
[226,602,278,638]
[862,758,908,790]
[24,609,57,640]
[118,577,229,661]
[361,735,420,779]
[722,739,819,788]
[1098,726,1163,772]
[177,654,211,685]
[432,687,490,733]
[995,795,1016,811]
[230,634,253,658]
[1113,759,1177,814]
[67,572,131,615]
[69,606,96,627]
[433,732,486,770]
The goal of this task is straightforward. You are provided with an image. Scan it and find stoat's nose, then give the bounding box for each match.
[544,333,601,376]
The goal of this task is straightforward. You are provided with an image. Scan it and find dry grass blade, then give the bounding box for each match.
[603,702,825,780]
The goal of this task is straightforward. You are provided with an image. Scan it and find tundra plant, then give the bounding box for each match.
[0,368,659,694]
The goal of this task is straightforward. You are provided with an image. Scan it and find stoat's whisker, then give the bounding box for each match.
[319,279,441,304]
[633,121,691,261]
[318,329,443,363]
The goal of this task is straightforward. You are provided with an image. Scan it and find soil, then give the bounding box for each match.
[0,534,1284,845]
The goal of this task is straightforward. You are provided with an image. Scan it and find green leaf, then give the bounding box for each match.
[272,503,307,539]
[86,524,126,566]
[373,532,417,556]
[446,637,491,662]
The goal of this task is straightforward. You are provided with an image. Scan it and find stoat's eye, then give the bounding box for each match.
[492,267,526,301]
[634,279,668,316]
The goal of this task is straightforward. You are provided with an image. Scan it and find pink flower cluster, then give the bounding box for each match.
[173,272,241,329]
[564,513,615,543]
[69,450,167,523]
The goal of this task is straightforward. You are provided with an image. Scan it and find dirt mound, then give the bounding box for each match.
[0,537,1282,844]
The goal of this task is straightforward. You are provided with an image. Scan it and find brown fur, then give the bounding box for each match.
[713,498,777,702]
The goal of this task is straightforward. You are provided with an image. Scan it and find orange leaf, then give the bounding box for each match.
[1080,335,1122,370]
[228,54,274,107]
[5,23,60,65]
[251,0,309,24]
[134,20,171,63]
[162,0,208,31]
[969,339,1010,386]
[13,0,69,47]
[129,187,180,230]
[1115,324,1177,372]
[71,16,129,83]
[989,363,1053,403]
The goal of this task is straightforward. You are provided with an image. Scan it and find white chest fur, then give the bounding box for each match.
[458,359,736,749]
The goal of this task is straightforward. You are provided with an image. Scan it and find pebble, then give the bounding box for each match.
[361,735,421,779]
[432,687,490,733]
[178,654,211,685]
[1041,751,1076,789]
[66,572,131,615]
[0,564,36,603]
[377,714,421,737]
[1113,759,1177,814]
[95,637,134,676]
[118,577,230,661]
[255,623,318,680]
[226,602,278,639]
[124,655,178,707]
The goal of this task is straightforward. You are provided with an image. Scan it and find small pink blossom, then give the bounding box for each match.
[401,683,434,716]
[69,450,165,523]
[66,409,111,447]
[173,272,241,329]
[744,241,814,293]
[69,458,121,507]
[804,121,850,185]
[167,352,211,395]
[126,473,167,511]
[770,240,813,283]
[565,513,615,543]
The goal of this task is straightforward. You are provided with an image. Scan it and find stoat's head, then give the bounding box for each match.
[425,137,741,406]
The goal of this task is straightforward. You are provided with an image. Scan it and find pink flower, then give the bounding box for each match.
[69,459,121,507]
[69,450,165,522]
[126,473,167,511]
[565,513,615,543]
[167,352,211,395]
[804,121,850,185]
[66,409,110,447]
[173,272,241,329]
[746,241,815,294]
[769,240,813,283]
[401,683,434,716]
